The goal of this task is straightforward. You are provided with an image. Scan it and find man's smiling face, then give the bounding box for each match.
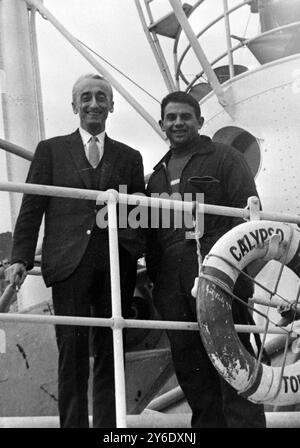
[160,102,203,148]
[72,77,114,135]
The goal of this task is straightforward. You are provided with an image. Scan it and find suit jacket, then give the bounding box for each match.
[11,130,145,286]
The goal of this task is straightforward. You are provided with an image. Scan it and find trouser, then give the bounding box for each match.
[153,241,266,428]
[52,231,136,428]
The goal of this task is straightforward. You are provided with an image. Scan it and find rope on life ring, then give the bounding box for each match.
[195,220,300,406]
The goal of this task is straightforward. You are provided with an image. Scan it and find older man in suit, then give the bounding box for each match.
[7,74,145,428]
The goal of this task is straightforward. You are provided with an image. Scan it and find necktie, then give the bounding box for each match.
[88,136,100,168]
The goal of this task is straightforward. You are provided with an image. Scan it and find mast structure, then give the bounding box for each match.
[0,0,43,228]
[0,0,47,310]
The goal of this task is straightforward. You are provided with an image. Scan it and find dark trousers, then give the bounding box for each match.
[52,231,136,428]
[153,241,266,428]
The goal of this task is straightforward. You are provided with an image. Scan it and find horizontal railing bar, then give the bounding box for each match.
[27,264,300,312]
[250,295,300,313]
[0,180,299,223]
[0,181,194,212]
[0,312,295,335]
[26,267,300,313]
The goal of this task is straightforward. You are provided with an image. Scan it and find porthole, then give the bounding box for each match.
[213,126,261,177]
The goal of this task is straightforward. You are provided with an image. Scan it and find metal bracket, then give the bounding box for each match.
[247,196,261,221]
[186,200,204,240]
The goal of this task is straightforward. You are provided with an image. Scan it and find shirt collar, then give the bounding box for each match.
[153,135,214,171]
[79,127,105,146]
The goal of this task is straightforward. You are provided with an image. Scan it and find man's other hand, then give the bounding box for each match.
[5,263,27,291]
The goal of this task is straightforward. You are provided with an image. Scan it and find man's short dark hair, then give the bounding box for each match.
[161,91,201,120]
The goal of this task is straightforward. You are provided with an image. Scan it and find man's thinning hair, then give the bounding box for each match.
[72,73,113,104]
[161,91,201,120]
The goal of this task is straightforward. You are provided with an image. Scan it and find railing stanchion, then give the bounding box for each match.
[223,0,234,78]
[106,190,127,428]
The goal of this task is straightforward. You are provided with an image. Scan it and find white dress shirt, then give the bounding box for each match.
[79,127,105,164]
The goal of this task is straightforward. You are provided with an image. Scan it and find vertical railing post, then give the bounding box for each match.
[106,190,127,428]
[223,0,235,78]
[247,196,261,221]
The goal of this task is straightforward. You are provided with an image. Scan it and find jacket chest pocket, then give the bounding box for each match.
[187,176,223,205]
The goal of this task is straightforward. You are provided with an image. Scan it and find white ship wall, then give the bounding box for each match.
[201,54,300,215]
[200,54,300,334]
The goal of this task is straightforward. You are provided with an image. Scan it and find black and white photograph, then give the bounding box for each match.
[0,0,299,439]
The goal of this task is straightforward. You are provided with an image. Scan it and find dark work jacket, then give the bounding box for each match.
[11,130,145,286]
[145,135,259,283]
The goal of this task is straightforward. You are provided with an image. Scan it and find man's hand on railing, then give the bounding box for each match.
[5,262,27,292]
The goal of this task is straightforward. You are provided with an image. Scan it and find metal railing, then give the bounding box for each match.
[138,0,300,100]
[0,0,299,428]
[0,180,300,426]
[174,0,249,87]
[185,19,300,93]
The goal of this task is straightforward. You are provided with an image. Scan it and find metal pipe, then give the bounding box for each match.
[175,0,248,85]
[107,192,127,428]
[24,0,165,141]
[0,138,33,161]
[168,0,229,107]
[134,0,176,92]
[1,180,300,224]
[250,295,300,314]
[169,0,234,108]
[223,0,234,78]
[186,20,300,91]
[0,180,196,212]
[147,386,184,411]
[28,7,45,140]
[170,2,208,88]
[194,20,300,87]
[185,42,243,93]
[0,312,295,335]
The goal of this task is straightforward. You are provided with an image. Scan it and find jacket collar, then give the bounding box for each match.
[153,134,215,171]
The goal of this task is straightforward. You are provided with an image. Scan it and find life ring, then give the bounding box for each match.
[195,220,300,406]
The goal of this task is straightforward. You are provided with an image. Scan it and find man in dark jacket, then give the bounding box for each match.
[6,74,145,428]
[146,91,266,428]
